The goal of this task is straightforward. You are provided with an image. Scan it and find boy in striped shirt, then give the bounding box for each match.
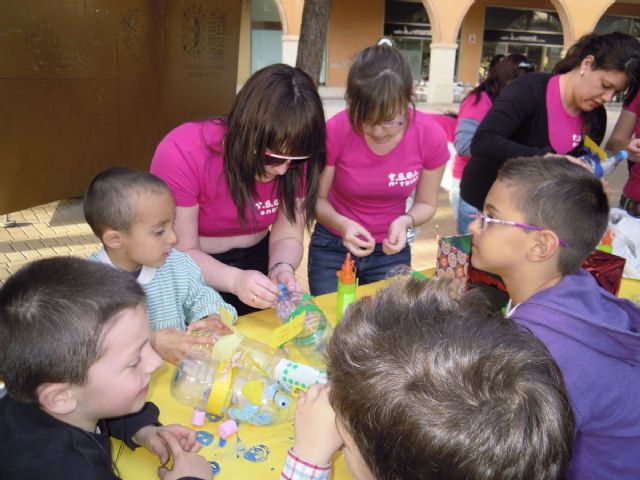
[84,167,236,364]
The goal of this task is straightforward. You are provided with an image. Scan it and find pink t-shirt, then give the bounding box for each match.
[546,75,583,154]
[150,120,280,237]
[453,91,492,179]
[325,109,449,242]
[623,92,640,201]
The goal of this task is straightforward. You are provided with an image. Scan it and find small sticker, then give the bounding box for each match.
[269,312,304,348]
[196,430,214,446]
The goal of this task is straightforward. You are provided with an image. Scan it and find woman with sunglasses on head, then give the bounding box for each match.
[460,32,640,212]
[453,53,534,233]
[307,39,449,296]
[150,64,325,315]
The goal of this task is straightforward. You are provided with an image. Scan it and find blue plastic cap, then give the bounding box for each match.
[277,283,288,298]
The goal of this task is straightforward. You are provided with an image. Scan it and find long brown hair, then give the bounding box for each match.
[468,53,533,105]
[222,64,326,227]
[346,40,415,134]
[553,32,640,136]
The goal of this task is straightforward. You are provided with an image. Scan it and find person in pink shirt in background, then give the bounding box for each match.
[606,90,640,217]
[460,32,640,215]
[307,39,449,295]
[151,64,326,316]
[453,53,533,233]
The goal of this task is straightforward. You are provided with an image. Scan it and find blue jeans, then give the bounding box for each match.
[457,197,477,234]
[307,224,411,296]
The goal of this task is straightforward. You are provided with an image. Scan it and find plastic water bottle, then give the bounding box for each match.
[275,284,333,367]
[579,150,628,178]
[190,329,327,394]
[170,354,296,426]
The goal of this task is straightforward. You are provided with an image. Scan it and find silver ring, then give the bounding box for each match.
[252,294,257,304]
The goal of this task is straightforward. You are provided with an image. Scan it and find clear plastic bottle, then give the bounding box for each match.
[190,329,327,393]
[170,354,296,425]
[579,150,628,178]
[275,284,333,367]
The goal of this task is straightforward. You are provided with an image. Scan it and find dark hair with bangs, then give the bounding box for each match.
[84,167,172,239]
[497,156,609,273]
[0,257,146,403]
[346,40,415,134]
[467,53,532,105]
[327,277,575,480]
[553,32,640,136]
[222,63,326,228]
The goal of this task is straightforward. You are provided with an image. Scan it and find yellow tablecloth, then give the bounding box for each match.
[114,270,640,479]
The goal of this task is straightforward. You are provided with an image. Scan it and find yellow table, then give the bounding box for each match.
[114,270,640,479]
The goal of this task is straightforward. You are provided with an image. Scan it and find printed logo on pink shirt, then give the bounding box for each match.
[255,199,279,216]
[571,134,581,148]
[388,170,420,188]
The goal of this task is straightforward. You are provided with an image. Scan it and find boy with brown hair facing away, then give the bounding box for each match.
[0,257,211,479]
[469,155,640,479]
[84,167,236,364]
[281,277,575,480]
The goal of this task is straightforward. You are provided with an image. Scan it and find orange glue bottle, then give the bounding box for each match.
[596,229,613,254]
[336,253,357,324]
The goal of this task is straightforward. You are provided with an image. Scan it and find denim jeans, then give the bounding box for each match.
[457,197,477,234]
[307,224,411,296]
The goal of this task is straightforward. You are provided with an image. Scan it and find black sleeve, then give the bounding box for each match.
[105,402,161,450]
[470,75,552,161]
[460,75,553,209]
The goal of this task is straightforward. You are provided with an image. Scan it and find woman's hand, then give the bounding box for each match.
[269,266,300,293]
[341,219,375,257]
[382,215,411,255]
[626,138,640,162]
[233,269,280,309]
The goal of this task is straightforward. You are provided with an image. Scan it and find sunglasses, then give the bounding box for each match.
[263,151,311,168]
[517,61,535,72]
[474,212,569,248]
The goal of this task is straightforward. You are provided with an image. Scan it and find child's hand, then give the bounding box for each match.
[187,315,232,335]
[156,430,212,480]
[150,329,217,364]
[292,384,343,466]
[133,424,201,465]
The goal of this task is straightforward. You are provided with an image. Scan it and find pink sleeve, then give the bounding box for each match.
[458,92,492,122]
[150,138,200,208]
[624,91,640,115]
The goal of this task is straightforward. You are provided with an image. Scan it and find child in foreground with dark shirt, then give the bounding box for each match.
[0,257,211,480]
[282,277,575,480]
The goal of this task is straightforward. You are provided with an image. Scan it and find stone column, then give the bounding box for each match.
[282,34,299,66]
[427,42,458,104]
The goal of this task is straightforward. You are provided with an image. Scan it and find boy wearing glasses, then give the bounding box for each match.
[469,155,640,480]
[84,168,236,364]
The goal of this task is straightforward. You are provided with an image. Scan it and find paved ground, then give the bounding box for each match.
[0,100,627,289]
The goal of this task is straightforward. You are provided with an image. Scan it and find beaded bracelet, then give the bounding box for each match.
[268,261,295,278]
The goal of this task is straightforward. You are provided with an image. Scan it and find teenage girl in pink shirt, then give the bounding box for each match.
[151,64,325,315]
[308,40,449,295]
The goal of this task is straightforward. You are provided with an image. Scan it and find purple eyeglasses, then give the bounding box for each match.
[475,212,569,248]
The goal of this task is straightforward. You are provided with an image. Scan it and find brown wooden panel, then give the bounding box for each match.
[0,0,241,214]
